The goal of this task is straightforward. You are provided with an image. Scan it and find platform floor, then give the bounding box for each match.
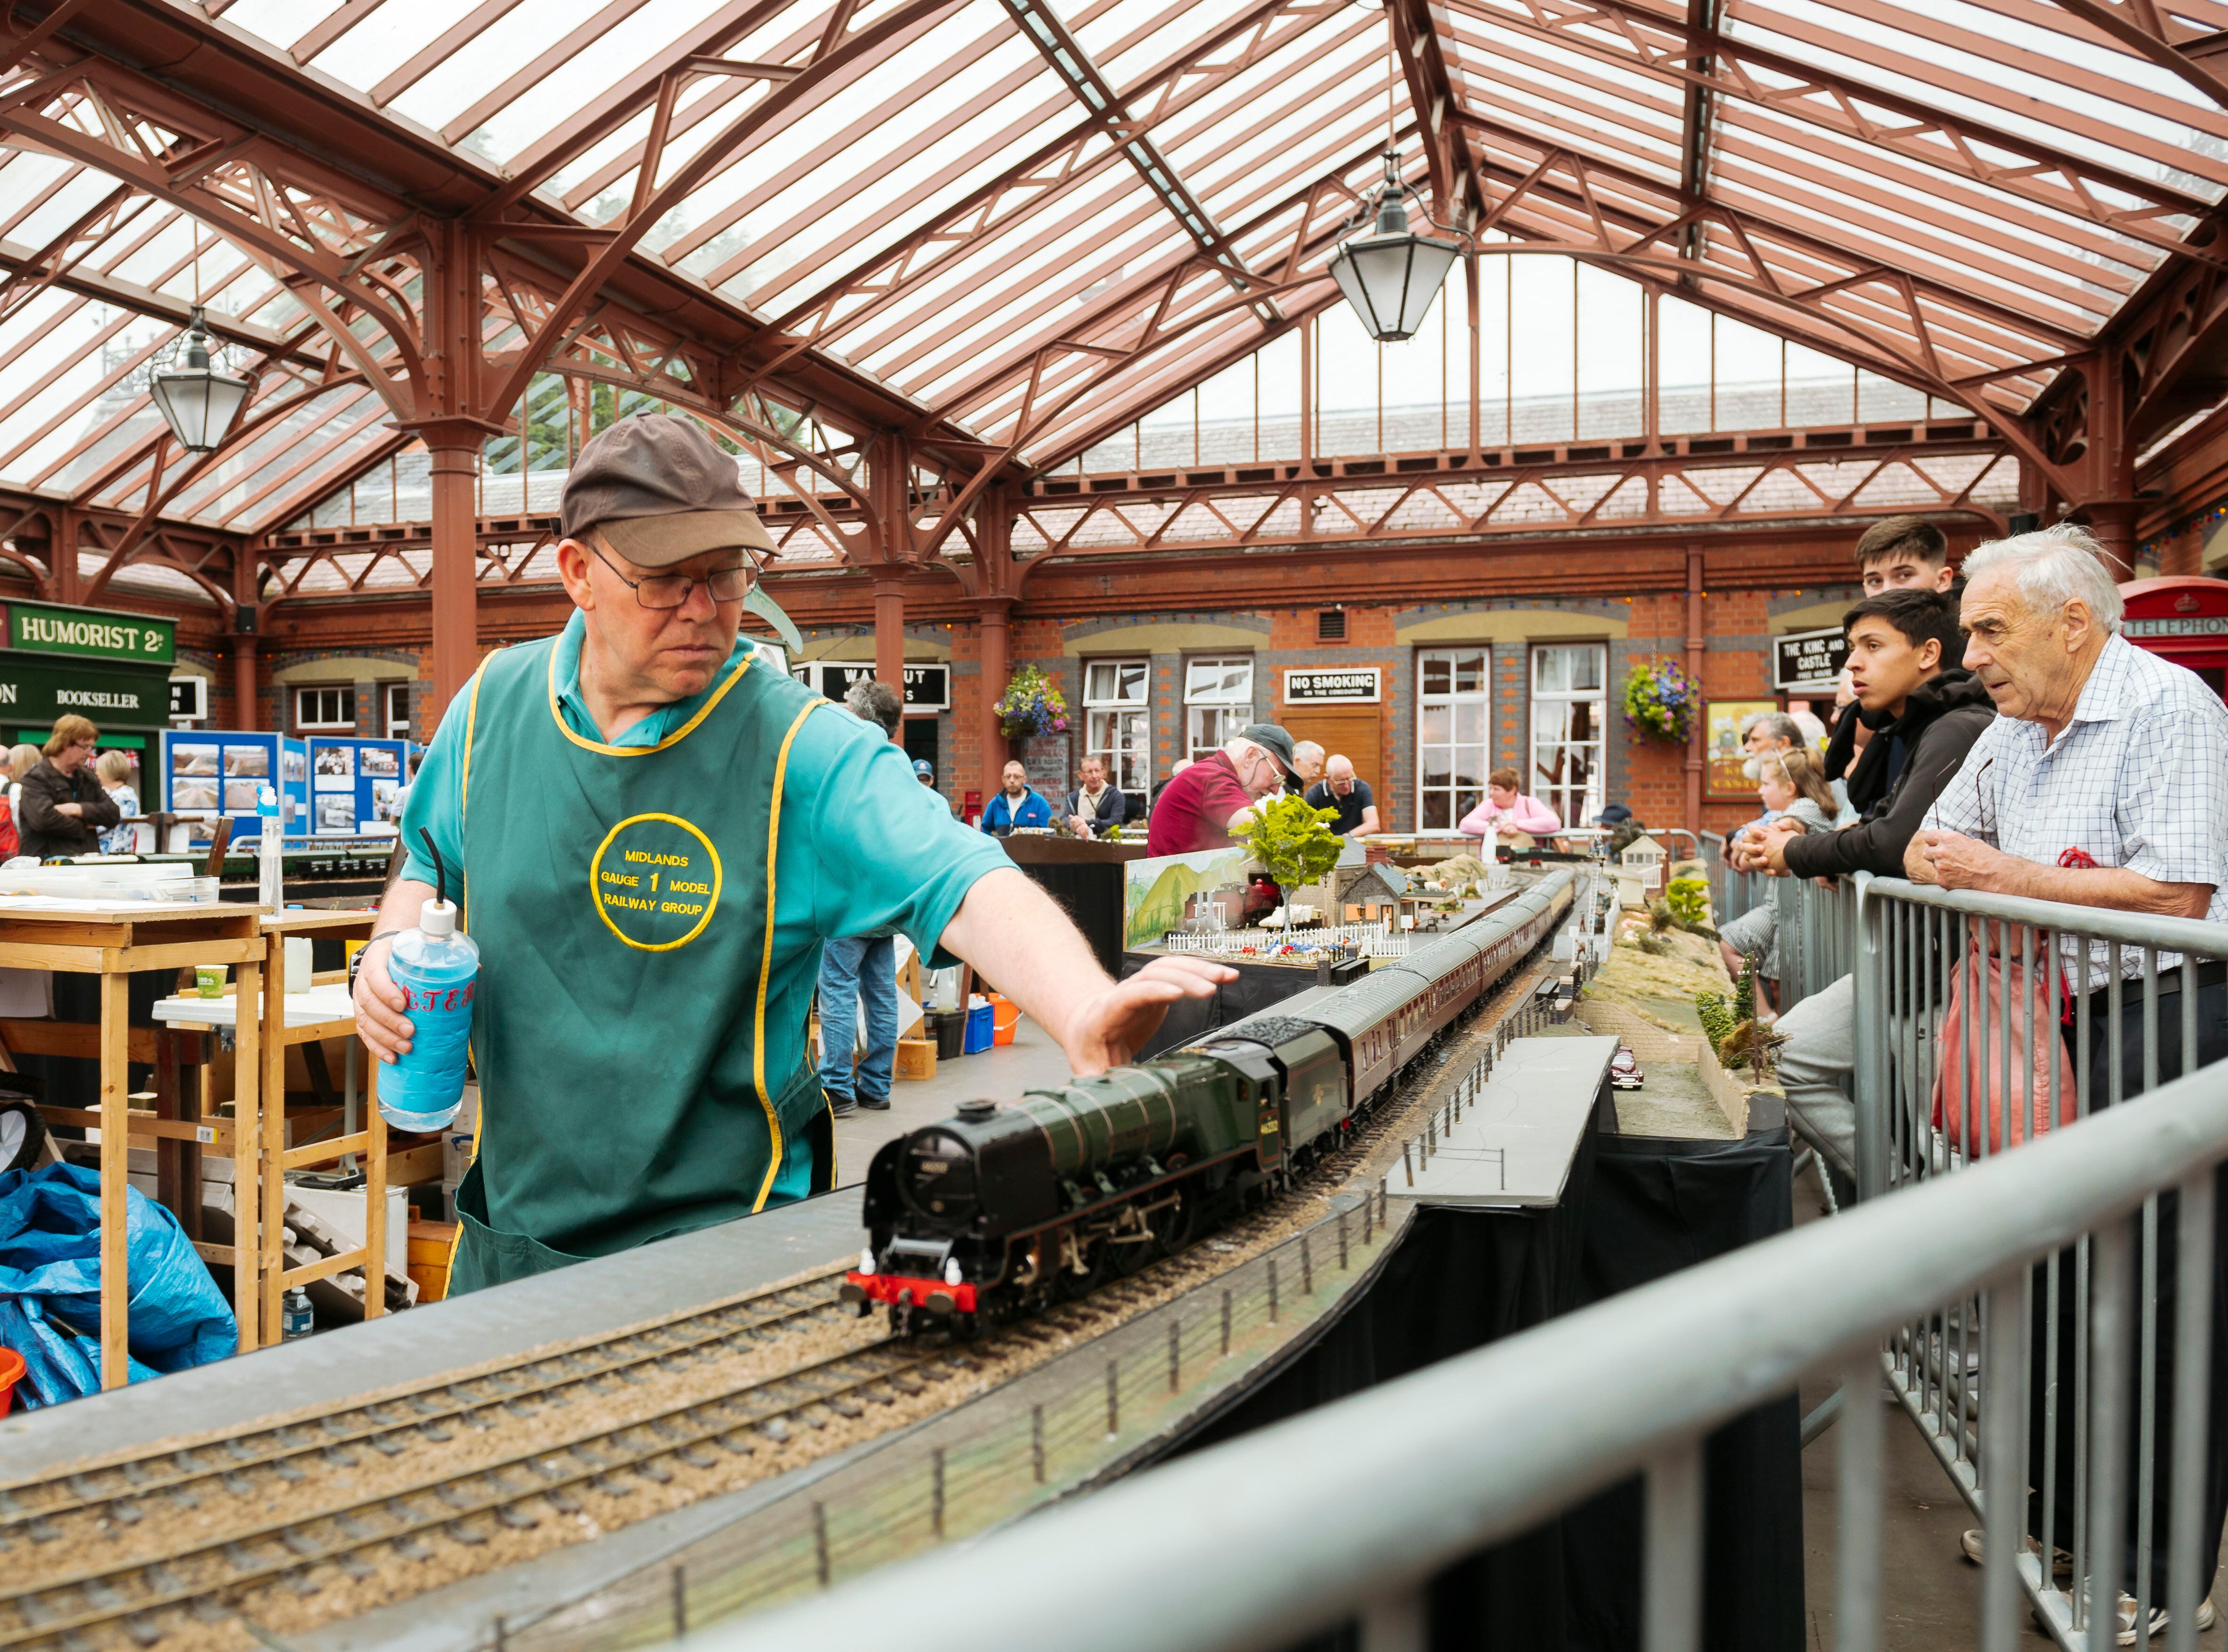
[1790,1157,2226,1649]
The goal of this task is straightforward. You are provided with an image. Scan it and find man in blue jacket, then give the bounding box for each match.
[980,759,1051,834]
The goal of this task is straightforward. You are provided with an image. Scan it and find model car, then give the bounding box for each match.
[1610,1045,1644,1090]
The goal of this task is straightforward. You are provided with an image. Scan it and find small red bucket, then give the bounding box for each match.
[0,1347,24,1418]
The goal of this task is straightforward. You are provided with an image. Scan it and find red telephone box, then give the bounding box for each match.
[2119,576,2228,703]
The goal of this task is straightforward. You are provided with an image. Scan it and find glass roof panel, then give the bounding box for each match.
[0,0,2210,553]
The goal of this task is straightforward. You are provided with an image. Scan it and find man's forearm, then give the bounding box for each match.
[939,867,1116,1048]
[375,877,435,942]
[1975,860,2212,918]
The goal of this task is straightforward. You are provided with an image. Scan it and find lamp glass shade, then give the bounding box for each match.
[1328,229,1464,343]
[149,359,252,453]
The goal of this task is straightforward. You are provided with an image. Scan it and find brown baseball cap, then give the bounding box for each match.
[561,413,777,567]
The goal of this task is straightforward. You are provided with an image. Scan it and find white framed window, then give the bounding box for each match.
[1183,655,1253,761]
[1530,643,1606,830]
[384,682,411,740]
[295,687,356,731]
[1415,648,1489,830]
[1083,657,1150,794]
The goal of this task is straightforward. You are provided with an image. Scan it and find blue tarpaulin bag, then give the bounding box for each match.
[0,1162,236,1407]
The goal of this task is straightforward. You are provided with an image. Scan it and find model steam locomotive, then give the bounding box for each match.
[842,868,1578,1329]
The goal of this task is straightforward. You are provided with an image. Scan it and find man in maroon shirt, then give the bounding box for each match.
[1146,724,1298,855]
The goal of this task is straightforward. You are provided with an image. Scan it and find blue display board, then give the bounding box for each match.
[159,730,307,839]
[305,736,407,836]
[159,731,407,838]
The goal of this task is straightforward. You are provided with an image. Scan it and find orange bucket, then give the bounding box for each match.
[0,1346,23,1418]
[988,993,1020,1045]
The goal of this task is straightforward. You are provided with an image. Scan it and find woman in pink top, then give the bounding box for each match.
[1459,767,1562,838]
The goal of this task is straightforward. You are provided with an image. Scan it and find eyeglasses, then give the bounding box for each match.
[590,544,751,610]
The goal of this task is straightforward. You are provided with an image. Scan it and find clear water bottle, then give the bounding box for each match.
[256,784,283,909]
[281,1285,313,1340]
[377,895,480,1133]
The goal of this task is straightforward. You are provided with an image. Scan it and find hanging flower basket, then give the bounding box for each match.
[996,664,1069,739]
[1622,658,1696,746]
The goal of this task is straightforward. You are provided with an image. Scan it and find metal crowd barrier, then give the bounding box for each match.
[1840,878,2228,1647]
[722,1057,2228,1652]
[1771,872,1859,1015]
[1696,829,1849,1015]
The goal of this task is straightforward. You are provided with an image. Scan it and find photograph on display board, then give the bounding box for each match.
[315,795,357,834]
[281,748,305,784]
[359,746,399,778]
[313,743,353,778]
[172,743,218,776]
[172,778,219,811]
[222,779,263,813]
[1703,699,1780,799]
[222,745,269,778]
[371,779,400,821]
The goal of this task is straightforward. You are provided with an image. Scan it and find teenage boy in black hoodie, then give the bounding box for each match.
[1820,515,1961,791]
[1744,589,1994,883]
[1738,588,1994,1206]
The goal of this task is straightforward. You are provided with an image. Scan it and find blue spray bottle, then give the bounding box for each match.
[377,830,479,1132]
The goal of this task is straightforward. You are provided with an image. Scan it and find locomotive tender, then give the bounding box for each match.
[844,868,1577,1328]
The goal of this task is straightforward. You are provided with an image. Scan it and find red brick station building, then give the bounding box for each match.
[52,402,2228,844]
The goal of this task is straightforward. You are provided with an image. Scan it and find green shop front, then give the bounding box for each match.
[0,601,176,753]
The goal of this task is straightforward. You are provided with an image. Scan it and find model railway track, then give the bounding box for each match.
[0,948,1566,1652]
[0,1273,856,1542]
[0,1337,965,1651]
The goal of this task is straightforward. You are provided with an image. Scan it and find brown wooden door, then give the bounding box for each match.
[1282,705,1383,804]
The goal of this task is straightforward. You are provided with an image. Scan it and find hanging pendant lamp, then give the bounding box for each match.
[1328,149,1470,343]
[149,305,253,453]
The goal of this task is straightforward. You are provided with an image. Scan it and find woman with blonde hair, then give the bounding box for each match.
[18,715,117,859]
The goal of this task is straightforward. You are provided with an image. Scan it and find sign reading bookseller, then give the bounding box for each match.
[1773,627,1849,693]
[8,601,174,666]
[0,657,167,727]
[1283,667,1382,703]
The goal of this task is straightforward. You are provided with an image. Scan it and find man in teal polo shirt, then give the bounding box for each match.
[352,416,1230,1294]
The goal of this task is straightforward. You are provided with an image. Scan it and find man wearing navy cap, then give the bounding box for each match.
[354,414,1233,1291]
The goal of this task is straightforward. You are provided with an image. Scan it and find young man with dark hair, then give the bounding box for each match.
[1747,589,1992,881]
[1741,587,1994,1209]
[1853,514,1954,596]
[1821,516,1959,794]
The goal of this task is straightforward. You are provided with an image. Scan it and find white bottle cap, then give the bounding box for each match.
[420,898,457,939]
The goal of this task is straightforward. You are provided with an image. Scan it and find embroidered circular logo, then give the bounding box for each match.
[589,813,723,951]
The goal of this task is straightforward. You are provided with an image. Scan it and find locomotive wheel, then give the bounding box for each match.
[1105,1184,1189,1277]
[1051,1227,1105,1301]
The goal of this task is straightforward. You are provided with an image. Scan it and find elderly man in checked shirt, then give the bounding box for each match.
[1907,525,2228,1644]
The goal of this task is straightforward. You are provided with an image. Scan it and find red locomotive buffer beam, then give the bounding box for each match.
[844,1269,979,1318]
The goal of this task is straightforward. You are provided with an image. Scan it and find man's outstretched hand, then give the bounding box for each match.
[1057,955,1236,1075]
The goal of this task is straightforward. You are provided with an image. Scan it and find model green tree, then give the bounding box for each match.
[1242,795,1344,893]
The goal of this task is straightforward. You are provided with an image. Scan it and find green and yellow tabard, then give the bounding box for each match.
[398,613,1007,1294]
